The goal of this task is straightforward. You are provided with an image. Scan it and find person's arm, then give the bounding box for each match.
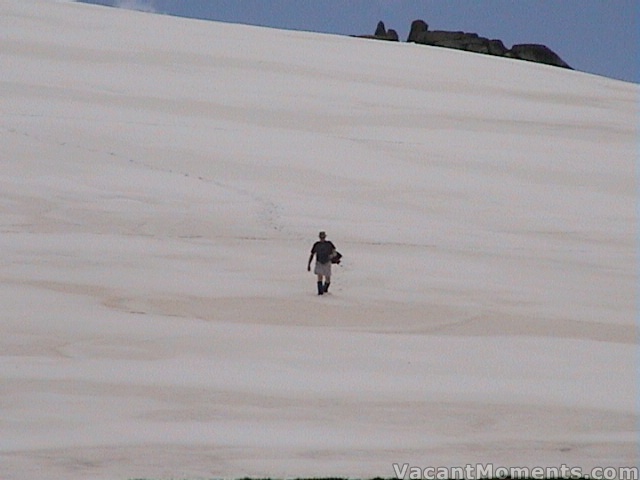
[307,242,320,271]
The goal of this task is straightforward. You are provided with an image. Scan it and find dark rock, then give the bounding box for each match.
[488,39,508,56]
[414,30,492,54]
[507,44,572,69]
[421,30,468,43]
[405,19,571,69]
[465,41,490,54]
[352,20,399,42]
[358,19,572,70]
[431,38,473,50]
[407,19,429,43]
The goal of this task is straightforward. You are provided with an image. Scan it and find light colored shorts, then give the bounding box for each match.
[314,261,332,277]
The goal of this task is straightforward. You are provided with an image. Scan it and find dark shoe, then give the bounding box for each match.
[317,281,324,295]
[323,282,330,293]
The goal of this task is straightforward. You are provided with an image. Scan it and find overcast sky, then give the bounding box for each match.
[77,0,639,84]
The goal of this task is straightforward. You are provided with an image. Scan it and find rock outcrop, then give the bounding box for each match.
[353,21,399,42]
[506,44,572,68]
[411,30,508,56]
[407,19,429,43]
[356,19,572,70]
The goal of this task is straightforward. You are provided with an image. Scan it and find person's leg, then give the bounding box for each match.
[323,275,331,293]
[316,273,324,295]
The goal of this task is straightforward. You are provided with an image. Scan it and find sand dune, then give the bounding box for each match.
[1,1,637,478]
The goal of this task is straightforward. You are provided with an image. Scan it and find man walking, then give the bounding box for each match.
[307,231,337,295]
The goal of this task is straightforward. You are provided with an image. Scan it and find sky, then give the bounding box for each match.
[79,1,639,84]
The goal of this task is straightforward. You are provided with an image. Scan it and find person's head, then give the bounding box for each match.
[318,231,326,240]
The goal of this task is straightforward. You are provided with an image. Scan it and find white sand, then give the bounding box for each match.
[1,1,637,478]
